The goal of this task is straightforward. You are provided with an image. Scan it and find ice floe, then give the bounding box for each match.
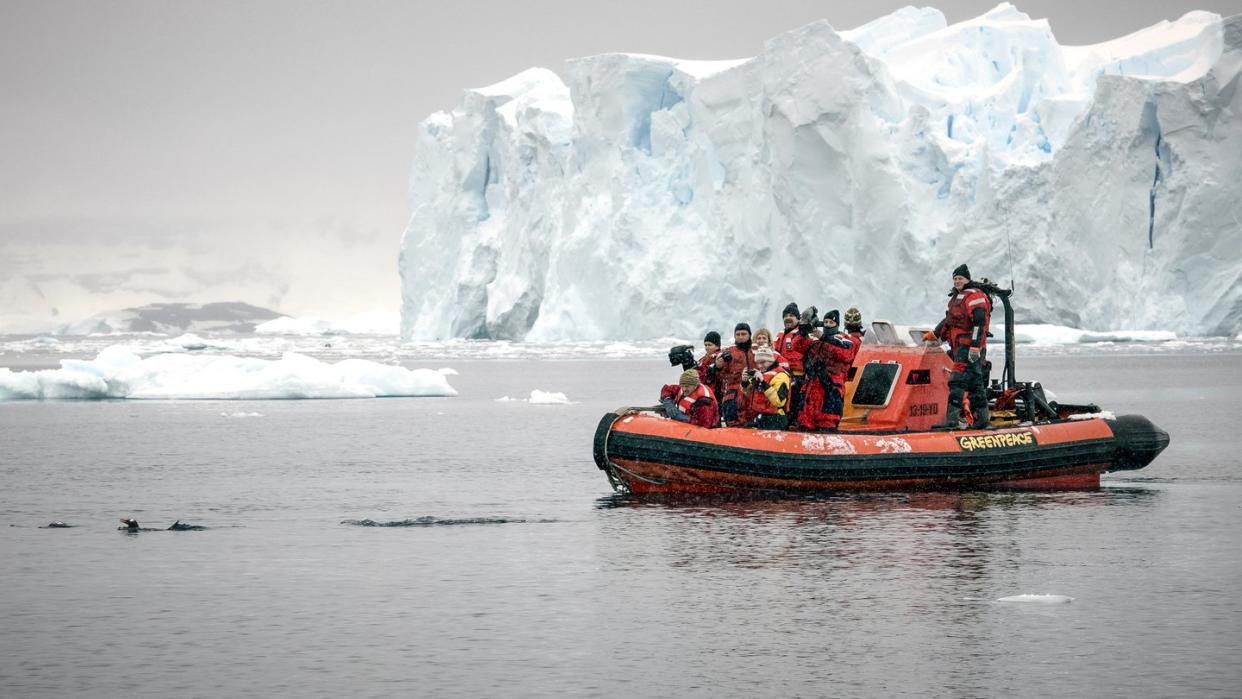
[495,390,574,404]
[0,346,457,400]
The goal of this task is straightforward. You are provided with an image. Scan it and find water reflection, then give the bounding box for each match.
[593,487,1162,605]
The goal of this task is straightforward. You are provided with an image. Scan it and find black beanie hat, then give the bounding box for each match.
[826,309,840,325]
[704,330,721,346]
[953,263,971,280]
[782,302,800,318]
[734,322,751,334]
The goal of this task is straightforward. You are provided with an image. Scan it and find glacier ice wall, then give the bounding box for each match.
[400,4,1242,340]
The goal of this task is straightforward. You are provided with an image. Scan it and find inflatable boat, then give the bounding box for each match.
[593,286,1170,495]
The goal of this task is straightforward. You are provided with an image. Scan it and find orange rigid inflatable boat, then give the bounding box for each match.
[593,286,1170,496]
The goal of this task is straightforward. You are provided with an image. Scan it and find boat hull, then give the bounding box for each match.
[593,412,1169,495]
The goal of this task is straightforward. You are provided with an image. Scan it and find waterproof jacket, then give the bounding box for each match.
[775,328,812,376]
[745,367,792,416]
[659,383,720,428]
[935,286,992,352]
[803,330,857,387]
[716,345,757,391]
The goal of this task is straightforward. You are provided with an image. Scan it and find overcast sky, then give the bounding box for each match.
[2,0,1238,324]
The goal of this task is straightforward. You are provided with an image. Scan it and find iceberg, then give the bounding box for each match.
[0,346,457,400]
[399,4,1242,341]
[254,311,400,336]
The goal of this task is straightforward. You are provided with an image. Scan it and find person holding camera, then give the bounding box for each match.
[697,330,724,396]
[775,301,814,422]
[742,346,792,430]
[797,308,858,431]
[925,263,993,429]
[714,322,758,427]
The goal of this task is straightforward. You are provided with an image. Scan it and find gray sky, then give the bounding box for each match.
[2,0,1239,323]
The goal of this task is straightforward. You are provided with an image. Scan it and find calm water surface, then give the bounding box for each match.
[2,352,1241,697]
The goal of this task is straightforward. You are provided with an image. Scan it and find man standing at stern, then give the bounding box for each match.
[926,264,993,429]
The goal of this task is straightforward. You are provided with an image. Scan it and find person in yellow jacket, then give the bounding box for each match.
[743,346,792,430]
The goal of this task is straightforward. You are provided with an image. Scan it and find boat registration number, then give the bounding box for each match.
[957,430,1036,451]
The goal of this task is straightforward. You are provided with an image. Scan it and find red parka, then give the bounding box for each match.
[775,328,812,376]
[934,286,992,370]
[797,331,857,431]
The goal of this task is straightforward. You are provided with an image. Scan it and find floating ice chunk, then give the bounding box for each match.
[172,334,208,350]
[1011,324,1086,344]
[255,317,341,335]
[528,389,572,404]
[1011,325,1177,345]
[997,594,1075,604]
[436,367,459,375]
[255,311,399,336]
[495,396,518,402]
[1078,331,1177,343]
[222,411,264,418]
[0,347,456,400]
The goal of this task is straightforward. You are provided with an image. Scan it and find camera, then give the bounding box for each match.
[668,344,696,371]
[746,370,766,391]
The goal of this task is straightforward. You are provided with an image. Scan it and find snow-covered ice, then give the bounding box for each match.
[0,346,457,400]
[529,389,572,404]
[495,390,574,404]
[400,5,1242,341]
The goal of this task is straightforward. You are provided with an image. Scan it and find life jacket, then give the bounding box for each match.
[941,287,992,350]
[717,345,757,390]
[677,383,715,415]
[747,368,791,416]
[775,328,811,375]
[672,383,719,428]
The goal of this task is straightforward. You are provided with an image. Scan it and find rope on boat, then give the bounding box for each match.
[608,461,669,487]
[600,408,669,492]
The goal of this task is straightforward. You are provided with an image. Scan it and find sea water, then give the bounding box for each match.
[2,345,1240,697]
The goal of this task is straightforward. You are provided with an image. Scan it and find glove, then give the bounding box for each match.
[968,347,981,363]
[923,331,937,343]
[755,379,769,392]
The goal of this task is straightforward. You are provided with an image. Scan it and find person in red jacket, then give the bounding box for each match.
[925,264,993,429]
[714,323,758,427]
[697,330,723,396]
[797,308,858,431]
[775,302,813,423]
[659,369,719,428]
[742,346,792,430]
